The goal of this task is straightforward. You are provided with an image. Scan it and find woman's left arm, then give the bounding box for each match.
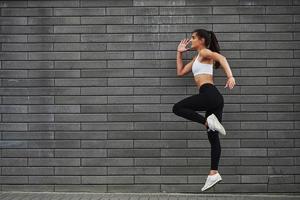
[200,49,236,89]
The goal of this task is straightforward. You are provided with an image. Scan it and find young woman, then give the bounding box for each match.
[172,29,236,191]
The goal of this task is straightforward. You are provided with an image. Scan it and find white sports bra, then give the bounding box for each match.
[192,53,213,76]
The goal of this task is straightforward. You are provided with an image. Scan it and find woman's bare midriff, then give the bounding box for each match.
[193,55,214,89]
[194,74,214,90]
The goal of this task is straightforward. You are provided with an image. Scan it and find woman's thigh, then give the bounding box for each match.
[174,93,210,111]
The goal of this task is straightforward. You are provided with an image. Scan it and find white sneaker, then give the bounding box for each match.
[206,113,226,136]
[201,172,222,192]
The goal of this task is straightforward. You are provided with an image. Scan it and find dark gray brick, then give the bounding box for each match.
[54,8,105,16]
[2,8,53,16]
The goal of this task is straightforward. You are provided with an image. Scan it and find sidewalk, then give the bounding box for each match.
[1,192,300,200]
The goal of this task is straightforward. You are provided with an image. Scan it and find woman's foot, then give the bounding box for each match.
[206,113,226,135]
[201,171,222,191]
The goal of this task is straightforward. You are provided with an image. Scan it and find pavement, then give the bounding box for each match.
[1,192,300,200]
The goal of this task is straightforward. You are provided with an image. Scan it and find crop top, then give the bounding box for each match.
[192,53,213,76]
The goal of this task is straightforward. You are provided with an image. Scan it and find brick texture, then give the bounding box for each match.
[0,0,299,194]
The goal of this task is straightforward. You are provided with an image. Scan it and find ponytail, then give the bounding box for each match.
[208,31,221,69]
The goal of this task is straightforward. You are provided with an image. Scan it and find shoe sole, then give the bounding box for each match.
[209,114,226,136]
[201,179,222,192]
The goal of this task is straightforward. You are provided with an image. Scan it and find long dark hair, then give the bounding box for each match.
[192,29,221,69]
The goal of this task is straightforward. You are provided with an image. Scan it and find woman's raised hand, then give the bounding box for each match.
[177,38,191,52]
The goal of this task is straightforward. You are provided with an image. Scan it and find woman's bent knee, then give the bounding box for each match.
[172,103,178,114]
[172,103,182,115]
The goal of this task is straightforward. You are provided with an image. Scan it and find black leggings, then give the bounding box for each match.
[172,83,224,170]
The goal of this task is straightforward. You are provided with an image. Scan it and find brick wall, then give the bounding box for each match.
[0,0,299,193]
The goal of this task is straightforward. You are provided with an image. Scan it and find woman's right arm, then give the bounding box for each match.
[176,51,195,77]
[176,38,195,77]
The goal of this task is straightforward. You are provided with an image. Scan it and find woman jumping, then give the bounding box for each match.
[172,29,236,192]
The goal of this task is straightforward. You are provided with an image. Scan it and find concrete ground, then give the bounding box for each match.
[0,192,300,200]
